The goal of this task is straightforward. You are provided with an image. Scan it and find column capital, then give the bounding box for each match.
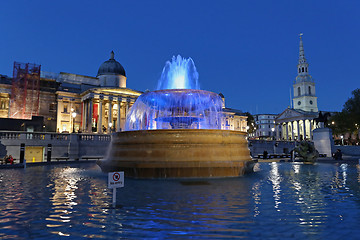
[117,96,122,102]
[82,93,94,101]
[99,94,104,101]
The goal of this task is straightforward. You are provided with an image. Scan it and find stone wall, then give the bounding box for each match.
[335,145,360,156]
[248,140,295,157]
[0,131,111,161]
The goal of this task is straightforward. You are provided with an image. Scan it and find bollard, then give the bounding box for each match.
[20,143,25,164]
[47,144,52,162]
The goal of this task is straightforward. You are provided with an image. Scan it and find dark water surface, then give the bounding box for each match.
[1,162,360,239]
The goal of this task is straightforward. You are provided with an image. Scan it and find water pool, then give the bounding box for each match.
[0,162,359,239]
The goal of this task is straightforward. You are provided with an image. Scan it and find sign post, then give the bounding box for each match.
[108,172,124,208]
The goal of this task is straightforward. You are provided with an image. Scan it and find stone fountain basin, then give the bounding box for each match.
[97,129,254,178]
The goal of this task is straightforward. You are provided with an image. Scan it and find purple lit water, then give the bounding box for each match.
[125,56,225,131]
[1,162,360,239]
[125,89,223,131]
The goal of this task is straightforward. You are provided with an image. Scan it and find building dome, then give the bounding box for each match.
[97,51,126,77]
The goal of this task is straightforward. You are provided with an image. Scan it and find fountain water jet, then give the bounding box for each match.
[98,55,254,178]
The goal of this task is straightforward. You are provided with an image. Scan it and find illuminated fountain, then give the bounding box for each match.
[98,55,253,178]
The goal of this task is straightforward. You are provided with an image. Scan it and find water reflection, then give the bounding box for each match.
[1,163,360,239]
[269,162,282,210]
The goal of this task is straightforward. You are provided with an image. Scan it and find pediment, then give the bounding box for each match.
[276,108,304,121]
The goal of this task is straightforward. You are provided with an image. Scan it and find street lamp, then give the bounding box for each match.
[72,111,77,133]
[109,122,113,133]
[341,135,344,145]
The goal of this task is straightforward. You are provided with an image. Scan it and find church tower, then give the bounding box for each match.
[292,34,318,112]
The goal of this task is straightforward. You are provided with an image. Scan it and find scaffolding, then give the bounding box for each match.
[10,62,41,119]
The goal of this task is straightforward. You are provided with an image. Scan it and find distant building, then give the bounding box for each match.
[0,51,142,133]
[219,93,248,132]
[252,114,278,140]
[275,34,320,141]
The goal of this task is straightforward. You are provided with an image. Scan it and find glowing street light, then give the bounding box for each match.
[72,111,77,133]
[109,122,113,133]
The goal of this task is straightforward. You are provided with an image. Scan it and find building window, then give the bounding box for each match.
[64,105,68,113]
[49,103,57,112]
[308,86,311,95]
[298,87,301,96]
[302,67,304,72]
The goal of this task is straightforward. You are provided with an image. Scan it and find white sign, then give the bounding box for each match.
[108,172,124,189]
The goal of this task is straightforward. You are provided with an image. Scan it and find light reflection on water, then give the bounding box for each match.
[1,162,360,239]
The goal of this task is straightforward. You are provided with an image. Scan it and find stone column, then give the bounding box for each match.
[125,98,130,117]
[57,98,63,132]
[81,100,86,131]
[87,95,93,132]
[296,120,300,141]
[108,96,113,132]
[291,121,294,141]
[286,122,289,141]
[117,96,122,132]
[303,119,307,140]
[98,95,103,133]
[309,120,313,140]
[276,123,279,141]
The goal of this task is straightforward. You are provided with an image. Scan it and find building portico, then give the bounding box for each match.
[276,108,318,141]
[80,88,141,133]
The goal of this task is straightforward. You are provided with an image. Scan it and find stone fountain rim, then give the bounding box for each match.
[116,128,247,134]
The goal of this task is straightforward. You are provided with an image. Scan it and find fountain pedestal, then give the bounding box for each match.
[313,128,334,157]
[98,129,254,178]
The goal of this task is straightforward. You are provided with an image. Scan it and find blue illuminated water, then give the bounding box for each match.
[1,162,360,239]
[125,55,224,131]
[157,55,199,90]
[125,89,223,131]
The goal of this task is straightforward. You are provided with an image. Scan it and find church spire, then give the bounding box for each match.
[293,33,318,113]
[299,33,306,64]
[297,33,309,76]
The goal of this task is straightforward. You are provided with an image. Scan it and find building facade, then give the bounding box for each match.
[275,34,320,141]
[253,114,278,140]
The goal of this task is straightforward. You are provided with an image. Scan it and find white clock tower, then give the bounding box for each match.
[293,34,318,112]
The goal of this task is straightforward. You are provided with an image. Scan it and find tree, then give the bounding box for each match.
[244,112,256,134]
[329,88,360,135]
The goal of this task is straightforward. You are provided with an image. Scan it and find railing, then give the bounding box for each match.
[51,133,70,141]
[0,131,111,143]
[0,132,21,139]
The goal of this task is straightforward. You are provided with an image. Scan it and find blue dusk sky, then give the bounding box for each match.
[0,0,359,114]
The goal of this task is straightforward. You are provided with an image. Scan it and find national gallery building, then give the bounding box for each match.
[0,52,247,133]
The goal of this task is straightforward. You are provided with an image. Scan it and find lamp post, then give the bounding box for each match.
[72,111,77,133]
[341,135,344,145]
[109,122,113,134]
